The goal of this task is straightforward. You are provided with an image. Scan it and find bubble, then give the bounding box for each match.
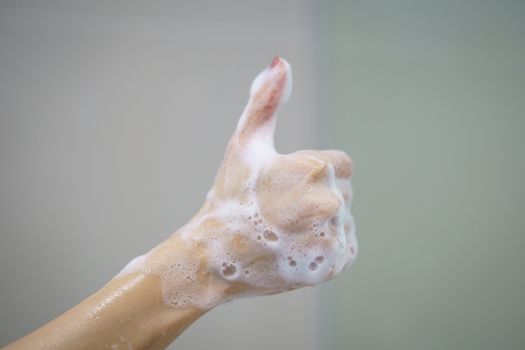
[289,260,297,267]
[319,232,325,237]
[330,216,339,227]
[222,263,237,277]
[309,262,318,271]
[263,230,278,241]
[315,256,324,264]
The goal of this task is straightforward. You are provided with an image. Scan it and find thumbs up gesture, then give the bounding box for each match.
[121,57,357,310]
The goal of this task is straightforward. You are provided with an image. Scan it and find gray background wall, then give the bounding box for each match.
[1,1,525,350]
[0,1,320,349]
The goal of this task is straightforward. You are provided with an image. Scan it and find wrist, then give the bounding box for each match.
[119,212,235,310]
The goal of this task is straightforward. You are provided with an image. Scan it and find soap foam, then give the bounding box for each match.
[118,58,357,309]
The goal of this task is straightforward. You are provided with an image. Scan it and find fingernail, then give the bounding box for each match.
[270,56,280,68]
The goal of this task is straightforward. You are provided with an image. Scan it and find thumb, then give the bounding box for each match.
[211,57,292,199]
[233,56,292,149]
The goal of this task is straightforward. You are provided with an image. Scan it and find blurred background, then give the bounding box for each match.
[0,1,524,349]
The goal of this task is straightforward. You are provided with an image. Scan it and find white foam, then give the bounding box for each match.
[119,254,147,276]
[118,58,357,309]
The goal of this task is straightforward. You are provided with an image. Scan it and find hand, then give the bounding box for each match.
[120,57,357,309]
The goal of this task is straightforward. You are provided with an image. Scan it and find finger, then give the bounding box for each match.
[317,150,353,178]
[297,150,353,178]
[233,56,293,147]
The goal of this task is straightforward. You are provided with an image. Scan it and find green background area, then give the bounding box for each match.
[321,1,525,349]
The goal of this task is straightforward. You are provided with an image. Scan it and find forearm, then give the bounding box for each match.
[3,223,231,350]
[4,272,206,350]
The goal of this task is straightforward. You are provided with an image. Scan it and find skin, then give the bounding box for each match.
[2,57,354,350]
[4,273,205,350]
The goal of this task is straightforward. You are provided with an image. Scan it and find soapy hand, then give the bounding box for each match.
[120,57,357,309]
